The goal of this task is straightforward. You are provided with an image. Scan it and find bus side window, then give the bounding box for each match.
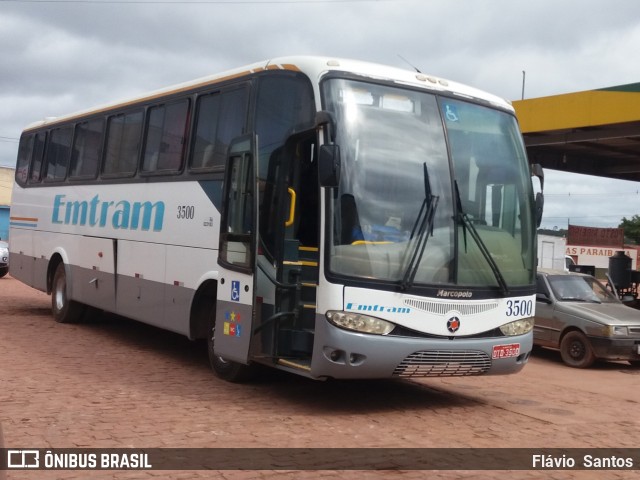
[220,138,255,271]
[191,92,221,170]
[142,99,190,174]
[30,132,46,183]
[70,119,104,180]
[15,134,34,186]
[44,126,74,182]
[255,74,315,258]
[190,86,248,172]
[103,110,143,177]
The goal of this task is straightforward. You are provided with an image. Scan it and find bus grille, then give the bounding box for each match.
[393,350,491,377]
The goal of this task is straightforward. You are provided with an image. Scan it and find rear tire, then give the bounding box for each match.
[207,312,253,382]
[560,330,595,368]
[51,263,86,324]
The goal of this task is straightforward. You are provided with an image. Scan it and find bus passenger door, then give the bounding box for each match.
[214,135,258,364]
[255,132,319,365]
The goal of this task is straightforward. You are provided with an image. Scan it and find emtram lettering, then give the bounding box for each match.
[52,194,164,232]
[346,302,411,314]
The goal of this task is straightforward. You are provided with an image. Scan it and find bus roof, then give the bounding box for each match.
[23,55,513,132]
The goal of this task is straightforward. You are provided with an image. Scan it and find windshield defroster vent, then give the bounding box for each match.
[404,298,498,316]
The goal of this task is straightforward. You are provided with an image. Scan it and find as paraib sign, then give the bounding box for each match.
[565,245,637,269]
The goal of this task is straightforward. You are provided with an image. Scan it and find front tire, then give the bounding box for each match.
[207,313,253,382]
[51,263,86,323]
[560,330,595,368]
[0,267,8,278]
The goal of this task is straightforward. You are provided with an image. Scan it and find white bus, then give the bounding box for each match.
[10,56,542,381]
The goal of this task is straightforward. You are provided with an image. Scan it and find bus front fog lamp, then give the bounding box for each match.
[327,311,395,335]
[499,317,534,336]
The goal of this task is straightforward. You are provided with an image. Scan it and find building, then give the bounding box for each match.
[538,233,569,270]
[0,166,13,241]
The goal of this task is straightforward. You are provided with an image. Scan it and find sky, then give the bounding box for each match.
[1,0,640,229]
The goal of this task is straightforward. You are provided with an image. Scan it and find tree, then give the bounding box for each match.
[619,215,640,244]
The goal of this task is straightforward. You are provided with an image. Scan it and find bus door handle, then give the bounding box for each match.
[285,188,296,227]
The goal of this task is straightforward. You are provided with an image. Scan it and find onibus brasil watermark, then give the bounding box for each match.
[2,448,639,471]
[6,450,151,470]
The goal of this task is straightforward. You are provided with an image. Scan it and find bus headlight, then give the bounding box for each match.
[326,311,395,335]
[500,317,534,336]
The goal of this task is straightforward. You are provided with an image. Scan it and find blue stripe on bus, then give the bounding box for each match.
[10,222,38,228]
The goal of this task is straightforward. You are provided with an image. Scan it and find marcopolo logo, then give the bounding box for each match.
[52,194,165,232]
[437,289,473,298]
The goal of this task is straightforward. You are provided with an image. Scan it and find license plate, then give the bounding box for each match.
[492,343,520,359]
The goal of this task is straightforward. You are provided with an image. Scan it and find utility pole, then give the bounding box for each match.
[521,71,526,100]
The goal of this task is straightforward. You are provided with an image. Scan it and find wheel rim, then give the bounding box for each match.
[54,276,66,311]
[568,340,585,360]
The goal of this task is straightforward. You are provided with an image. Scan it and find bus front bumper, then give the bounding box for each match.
[309,316,532,380]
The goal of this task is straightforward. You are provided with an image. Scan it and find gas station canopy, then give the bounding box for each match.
[513,83,640,182]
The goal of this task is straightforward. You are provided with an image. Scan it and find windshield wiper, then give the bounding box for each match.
[454,181,509,295]
[401,163,439,291]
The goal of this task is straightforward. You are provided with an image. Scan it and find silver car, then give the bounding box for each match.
[0,240,8,278]
[535,268,640,368]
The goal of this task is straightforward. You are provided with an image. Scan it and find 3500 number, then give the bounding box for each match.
[506,299,533,317]
[177,205,195,219]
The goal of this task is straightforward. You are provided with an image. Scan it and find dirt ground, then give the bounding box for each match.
[1,274,639,480]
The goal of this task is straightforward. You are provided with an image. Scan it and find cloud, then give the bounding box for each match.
[540,171,640,229]
[1,0,639,227]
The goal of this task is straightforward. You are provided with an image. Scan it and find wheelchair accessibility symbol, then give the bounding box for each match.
[444,104,459,122]
[231,280,240,302]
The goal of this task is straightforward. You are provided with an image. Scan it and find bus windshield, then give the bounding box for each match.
[323,78,535,289]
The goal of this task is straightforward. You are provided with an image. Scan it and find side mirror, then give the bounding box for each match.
[531,163,544,191]
[535,192,544,228]
[319,144,341,187]
[531,163,544,228]
[536,292,552,304]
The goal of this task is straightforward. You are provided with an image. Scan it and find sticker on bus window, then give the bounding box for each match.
[443,104,459,122]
